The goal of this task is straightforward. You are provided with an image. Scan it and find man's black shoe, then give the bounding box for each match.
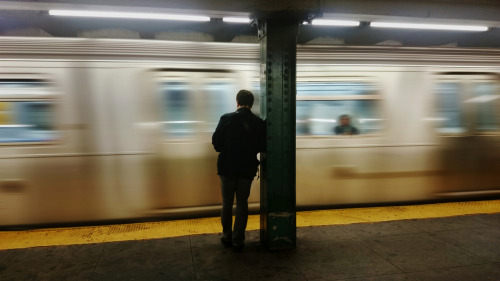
[221,239,233,248]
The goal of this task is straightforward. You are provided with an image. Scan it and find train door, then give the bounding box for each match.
[433,74,500,195]
[0,68,90,225]
[149,70,249,210]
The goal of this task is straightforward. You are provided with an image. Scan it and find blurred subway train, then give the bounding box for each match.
[1,37,500,226]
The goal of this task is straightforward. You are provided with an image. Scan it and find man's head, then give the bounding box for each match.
[339,114,351,126]
[236,90,254,108]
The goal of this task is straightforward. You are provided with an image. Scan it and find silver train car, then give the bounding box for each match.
[0,37,499,226]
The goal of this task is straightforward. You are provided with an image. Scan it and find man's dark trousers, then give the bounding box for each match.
[220,176,253,247]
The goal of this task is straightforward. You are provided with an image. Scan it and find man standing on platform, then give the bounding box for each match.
[212,90,266,252]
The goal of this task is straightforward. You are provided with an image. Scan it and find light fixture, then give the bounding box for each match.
[49,10,210,22]
[310,19,360,27]
[223,17,251,23]
[370,22,488,31]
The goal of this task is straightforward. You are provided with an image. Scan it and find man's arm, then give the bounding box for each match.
[212,115,227,152]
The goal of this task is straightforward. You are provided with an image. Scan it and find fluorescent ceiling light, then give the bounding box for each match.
[49,10,210,22]
[371,22,488,31]
[223,17,250,23]
[310,19,360,26]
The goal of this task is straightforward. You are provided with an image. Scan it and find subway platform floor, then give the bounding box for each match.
[0,201,499,280]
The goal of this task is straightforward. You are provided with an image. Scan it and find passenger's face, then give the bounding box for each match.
[341,117,350,126]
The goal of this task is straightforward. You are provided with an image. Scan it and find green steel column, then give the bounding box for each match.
[257,17,300,250]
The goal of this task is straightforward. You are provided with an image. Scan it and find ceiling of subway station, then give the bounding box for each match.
[0,0,499,47]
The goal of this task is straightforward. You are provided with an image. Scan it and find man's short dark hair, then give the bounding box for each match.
[236,90,254,107]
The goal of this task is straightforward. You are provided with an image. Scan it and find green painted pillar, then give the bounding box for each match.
[257,15,302,250]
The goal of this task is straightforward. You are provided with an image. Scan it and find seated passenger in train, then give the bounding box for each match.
[334,114,360,135]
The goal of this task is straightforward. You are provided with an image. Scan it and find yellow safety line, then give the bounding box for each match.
[0,199,498,250]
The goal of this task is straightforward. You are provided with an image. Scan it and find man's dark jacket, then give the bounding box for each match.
[212,107,266,178]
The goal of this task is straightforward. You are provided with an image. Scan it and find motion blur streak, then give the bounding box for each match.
[0,37,499,226]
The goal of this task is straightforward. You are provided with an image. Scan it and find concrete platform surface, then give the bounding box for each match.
[0,213,499,281]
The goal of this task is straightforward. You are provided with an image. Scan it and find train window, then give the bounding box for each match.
[434,82,465,134]
[204,82,235,132]
[296,82,382,136]
[470,82,499,132]
[251,81,260,96]
[0,101,57,143]
[297,100,380,135]
[159,81,196,138]
[0,79,58,143]
[251,81,261,116]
